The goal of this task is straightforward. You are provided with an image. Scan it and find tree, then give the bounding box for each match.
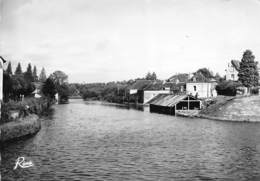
[42,78,57,99]
[50,70,68,86]
[3,71,13,102]
[196,68,214,79]
[238,50,259,93]
[6,62,12,75]
[39,67,47,82]
[57,83,70,103]
[145,72,157,80]
[33,65,38,82]
[151,72,157,80]
[11,75,27,99]
[24,63,34,83]
[15,63,22,75]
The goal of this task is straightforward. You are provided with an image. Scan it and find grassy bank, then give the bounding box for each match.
[0,114,40,142]
[1,97,53,124]
[199,96,260,122]
[0,97,54,142]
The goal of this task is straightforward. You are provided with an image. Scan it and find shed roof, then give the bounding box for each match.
[147,94,193,107]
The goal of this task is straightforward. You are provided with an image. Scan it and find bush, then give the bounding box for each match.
[216,81,242,96]
[1,97,52,124]
[251,87,259,95]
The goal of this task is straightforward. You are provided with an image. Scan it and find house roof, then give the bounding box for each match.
[231,60,240,71]
[129,80,152,90]
[147,94,196,107]
[143,81,164,90]
[129,80,163,90]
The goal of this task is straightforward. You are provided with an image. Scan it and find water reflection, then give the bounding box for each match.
[85,101,147,111]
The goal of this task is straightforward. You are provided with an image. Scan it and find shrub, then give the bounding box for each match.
[216,81,242,96]
[1,97,52,124]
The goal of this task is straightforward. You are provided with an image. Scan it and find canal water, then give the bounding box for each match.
[1,99,260,180]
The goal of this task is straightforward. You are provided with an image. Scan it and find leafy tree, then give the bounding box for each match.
[6,62,12,75]
[11,75,27,99]
[57,83,70,103]
[151,72,157,80]
[33,65,38,82]
[145,72,157,80]
[3,71,13,102]
[42,78,57,99]
[50,70,68,87]
[196,68,214,79]
[15,63,22,75]
[39,68,47,82]
[238,50,259,92]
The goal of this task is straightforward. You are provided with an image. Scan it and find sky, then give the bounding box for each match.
[1,0,260,83]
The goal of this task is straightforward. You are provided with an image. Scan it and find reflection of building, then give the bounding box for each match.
[186,73,217,98]
[225,60,240,81]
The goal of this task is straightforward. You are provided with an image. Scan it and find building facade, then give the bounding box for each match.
[186,82,217,98]
[225,60,240,81]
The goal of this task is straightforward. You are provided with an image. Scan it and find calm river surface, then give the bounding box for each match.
[2,99,260,180]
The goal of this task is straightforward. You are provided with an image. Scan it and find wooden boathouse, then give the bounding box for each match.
[148,94,201,115]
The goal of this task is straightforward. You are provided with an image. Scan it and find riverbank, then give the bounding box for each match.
[0,114,40,142]
[198,95,260,122]
[0,97,55,142]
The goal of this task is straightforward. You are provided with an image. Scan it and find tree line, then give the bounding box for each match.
[3,61,70,103]
[216,50,259,96]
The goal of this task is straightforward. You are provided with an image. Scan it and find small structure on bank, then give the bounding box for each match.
[148,94,202,115]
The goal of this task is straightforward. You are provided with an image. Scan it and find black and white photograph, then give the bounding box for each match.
[1,0,260,180]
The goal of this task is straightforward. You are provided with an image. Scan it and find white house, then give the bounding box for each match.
[186,73,217,98]
[225,60,240,81]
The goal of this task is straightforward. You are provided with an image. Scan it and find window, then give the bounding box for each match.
[194,86,197,91]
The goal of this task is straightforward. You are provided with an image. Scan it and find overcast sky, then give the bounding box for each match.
[1,0,260,83]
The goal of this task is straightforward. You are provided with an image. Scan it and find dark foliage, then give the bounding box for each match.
[15,63,22,75]
[216,81,242,96]
[145,72,157,80]
[6,62,12,75]
[33,65,38,82]
[24,63,34,83]
[196,68,214,79]
[238,50,259,88]
[57,83,70,103]
[42,78,57,99]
